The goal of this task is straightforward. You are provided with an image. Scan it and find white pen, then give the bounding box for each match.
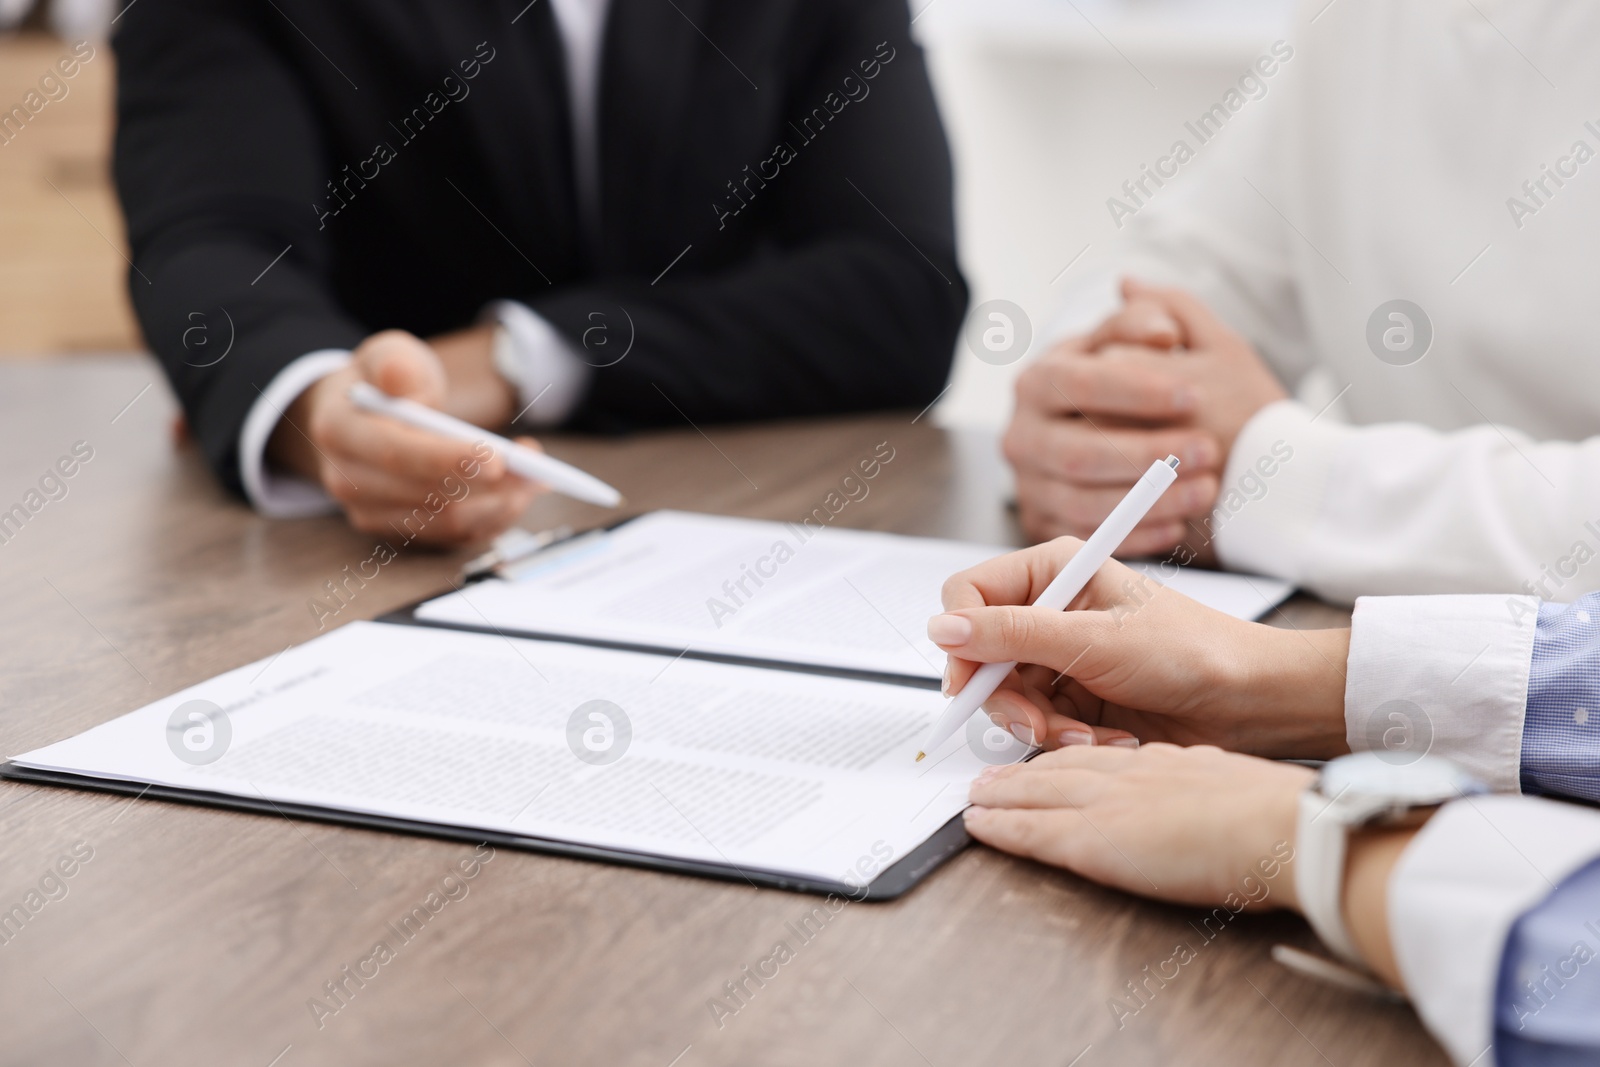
[347,381,623,508]
[916,455,1181,761]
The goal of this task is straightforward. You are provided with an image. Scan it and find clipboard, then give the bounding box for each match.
[439,516,944,689]
[4,517,985,900]
[0,761,971,901]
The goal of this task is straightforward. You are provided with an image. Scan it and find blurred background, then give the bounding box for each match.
[0,0,1291,430]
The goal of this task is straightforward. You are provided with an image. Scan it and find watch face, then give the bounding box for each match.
[1320,751,1482,807]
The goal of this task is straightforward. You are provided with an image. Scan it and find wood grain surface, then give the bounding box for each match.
[0,358,1446,1067]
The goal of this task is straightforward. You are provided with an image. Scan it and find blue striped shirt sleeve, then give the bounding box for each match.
[1522,596,1600,803]
[1495,857,1600,1065]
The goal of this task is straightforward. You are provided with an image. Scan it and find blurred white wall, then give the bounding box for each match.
[917,0,1293,430]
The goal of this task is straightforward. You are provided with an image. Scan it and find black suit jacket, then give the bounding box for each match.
[112,0,966,496]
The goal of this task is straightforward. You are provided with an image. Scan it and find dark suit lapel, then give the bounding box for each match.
[597,0,709,272]
[487,0,580,280]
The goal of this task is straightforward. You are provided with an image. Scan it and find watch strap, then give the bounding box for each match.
[1295,789,1366,967]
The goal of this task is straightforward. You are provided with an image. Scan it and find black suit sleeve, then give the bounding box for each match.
[114,0,966,496]
[113,1,365,497]
[533,0,967,431]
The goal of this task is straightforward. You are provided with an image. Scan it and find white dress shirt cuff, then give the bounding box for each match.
[238,349,352,519]
[1211,399,1349,587]
[1389,795,1600,1067]
[1345,595,1537,793]
[487,300,591,427]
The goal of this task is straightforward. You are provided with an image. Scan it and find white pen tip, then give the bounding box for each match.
[1166,455,1180,469]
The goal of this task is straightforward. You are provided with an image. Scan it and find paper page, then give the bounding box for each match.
[416,511,1295,679]
[10,622,1009,886]
[1125,560,1295,623]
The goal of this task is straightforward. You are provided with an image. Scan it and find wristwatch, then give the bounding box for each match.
[490,320,529,408]
[1295,752,1484,967]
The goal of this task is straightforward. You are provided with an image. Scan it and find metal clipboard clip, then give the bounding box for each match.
[459,524,578,582]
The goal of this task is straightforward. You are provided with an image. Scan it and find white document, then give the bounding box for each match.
[417,510,1295,680]
[10,622,1000,886]
[1123,559,1295,623]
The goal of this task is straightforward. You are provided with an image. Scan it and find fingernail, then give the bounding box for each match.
[1058,729,1095,747]
[1185,441,1217,468]
[1009,722,1036,746]
[941,661,952,696]
[927,614,972,646]
[1173,386,1198,411]
[975,766,1002,784]
[1109,737,1141,749]
[963,805,990,824]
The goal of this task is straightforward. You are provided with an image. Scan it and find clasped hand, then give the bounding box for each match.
[1004,279,1288,561]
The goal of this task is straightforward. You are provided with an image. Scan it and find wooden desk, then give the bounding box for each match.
[0,358,1441,1067]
